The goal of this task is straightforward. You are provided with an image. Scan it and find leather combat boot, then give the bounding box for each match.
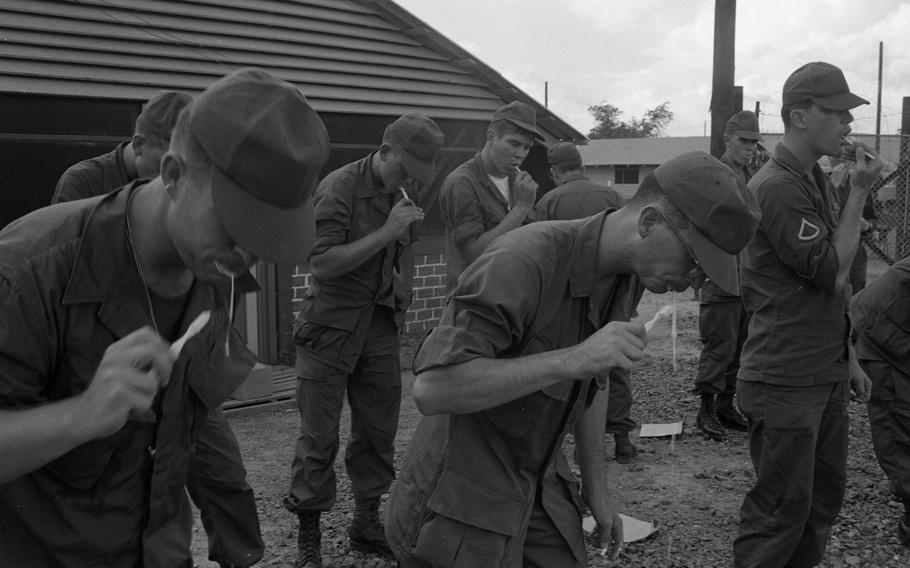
[296,511,322,568]
[614,431,638,464]
[696,393,726,441]
[349,498,393,557]
[716,393,749,431]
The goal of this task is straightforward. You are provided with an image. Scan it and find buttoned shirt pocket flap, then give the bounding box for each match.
[302,293,362,332]
[427,468,525,537]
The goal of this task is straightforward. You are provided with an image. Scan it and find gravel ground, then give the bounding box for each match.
[193,290,909,567]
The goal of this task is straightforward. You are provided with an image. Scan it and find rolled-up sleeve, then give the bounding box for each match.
[310,175,355,258]
[756,178,839,291]
[440,176,487,251]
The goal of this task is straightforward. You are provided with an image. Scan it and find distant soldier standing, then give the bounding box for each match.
[693,110,759,440]
[534,141,639,463]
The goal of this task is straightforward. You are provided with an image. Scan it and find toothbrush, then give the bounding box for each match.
[170,310,211,358]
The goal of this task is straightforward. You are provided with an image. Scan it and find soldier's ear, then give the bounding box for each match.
[789,107,809,129]
[160,153,184,199]
[131,133,146,156]
[638,206,661,239]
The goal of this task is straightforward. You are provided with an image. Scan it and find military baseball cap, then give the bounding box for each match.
[491,101,545,140]
[782,62,869,111]
[187,67,330,264]
[136,90,193,141]
[383,113,445,185]
[724,110,761,141]
[547,141,582,166]
[654,151,760,294]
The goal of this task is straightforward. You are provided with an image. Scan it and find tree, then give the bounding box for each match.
[587,101,674,139]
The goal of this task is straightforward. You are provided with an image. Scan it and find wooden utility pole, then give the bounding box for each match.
[899,96,909,260]
[710,0,737,158]
[875,42,883,153]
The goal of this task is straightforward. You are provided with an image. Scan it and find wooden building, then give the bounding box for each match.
[0,0,584,366]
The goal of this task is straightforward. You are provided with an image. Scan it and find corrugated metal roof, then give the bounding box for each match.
[0,0,585,141]
[579,134,904,166]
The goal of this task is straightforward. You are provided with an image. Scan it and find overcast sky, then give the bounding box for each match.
[394,0,910,137]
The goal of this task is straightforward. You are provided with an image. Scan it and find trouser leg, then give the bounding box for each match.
[723,301,749,395]
[285,356,347,513]
[345,307,402,503]
[696,301,741,395]
[186,408,264,567]
[786,382,848,567]
[605,368,636,434]
[734,381,847,568]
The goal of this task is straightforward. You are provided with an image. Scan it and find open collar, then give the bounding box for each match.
[61,182,258,341]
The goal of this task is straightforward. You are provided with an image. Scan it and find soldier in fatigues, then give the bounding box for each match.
[51,88,265,568]
[694,110,759,440]
[851,257,910,547]
[533,142,638,463]
[387,152,760,568]
[286,114,444,568]
[735,62,883,568]
[0,67,329,567]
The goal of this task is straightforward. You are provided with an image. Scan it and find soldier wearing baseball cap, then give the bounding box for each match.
[535,141,639,464]
[51,81,283,567]
[439,99,545,289]
[0,67,329,566]
[734,62,883,567]
[285,112,444,566]
[781,61,870,110]
[387,150,759,567]
[721,111,762,186]
[53,90,194,203]
[693,110,764,442]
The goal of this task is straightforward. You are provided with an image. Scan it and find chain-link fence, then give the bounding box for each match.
[865,134,910,265]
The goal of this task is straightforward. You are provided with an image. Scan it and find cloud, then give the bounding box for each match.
[395,0,910,136]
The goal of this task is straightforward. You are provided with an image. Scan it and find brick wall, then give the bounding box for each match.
[289,253,449,335]
[405,253,448,333]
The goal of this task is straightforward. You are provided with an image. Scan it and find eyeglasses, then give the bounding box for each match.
[657,210,706,284]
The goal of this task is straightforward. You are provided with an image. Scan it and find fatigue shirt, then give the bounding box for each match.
[387,210,643,566]
[850,257,910,372]
[739,143,849,386]
[439,152,518,289]
[295,154,413,374]
[52,141,132,204]
[0,184,257,567]
[532,173,622,222]
[699,153,755,302]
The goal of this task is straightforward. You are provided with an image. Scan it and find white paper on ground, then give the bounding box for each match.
[638,421,684,438]
[582,513,660,543]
